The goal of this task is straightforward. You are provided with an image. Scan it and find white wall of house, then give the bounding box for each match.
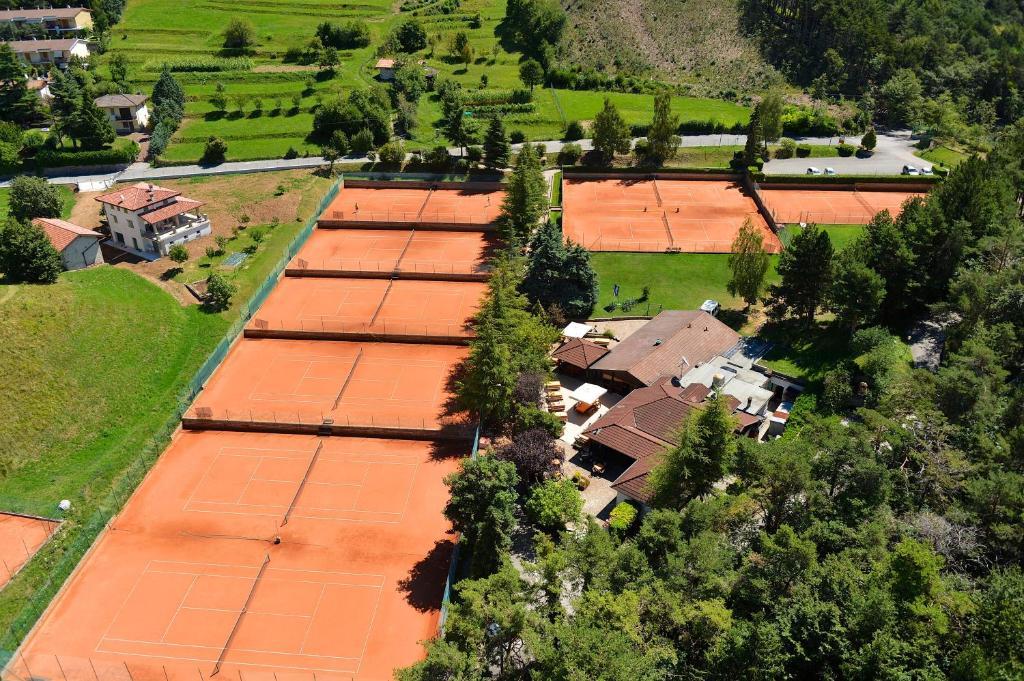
[101,104,149,133]
[103,202,210,257]
[60,236,103,270]
[15,40,89,67]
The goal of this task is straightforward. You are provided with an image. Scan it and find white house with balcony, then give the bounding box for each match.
[95,183,211,258]
[94,94,149,134]
[5,37,89,69]
[0,8,93,34]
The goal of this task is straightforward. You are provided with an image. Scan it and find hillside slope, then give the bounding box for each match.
[559,0,780,97]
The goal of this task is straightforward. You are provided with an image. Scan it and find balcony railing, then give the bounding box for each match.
[151,214,211,244]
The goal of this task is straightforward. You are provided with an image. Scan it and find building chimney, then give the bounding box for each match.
[712,373,725,390]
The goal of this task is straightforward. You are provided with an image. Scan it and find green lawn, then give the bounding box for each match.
[591,252,780,319]
[0,185,75,220]
[778,224,864,251]
[915,145,969,169]
[760,320,913,385]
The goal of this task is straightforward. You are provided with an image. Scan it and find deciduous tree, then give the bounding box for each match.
[727,218,771,308]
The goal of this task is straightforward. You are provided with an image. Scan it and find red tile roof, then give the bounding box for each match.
[552,337,609,370]
[139,197,204,225]
[94,183,180,211]
[32,217,100,252]
[591,310,740,386]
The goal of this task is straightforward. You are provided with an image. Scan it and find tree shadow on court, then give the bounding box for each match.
[398,538,456,612]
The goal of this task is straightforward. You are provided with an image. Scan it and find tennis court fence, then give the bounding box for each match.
[247,318,476,341]
[324,210,493,226]
[0,178,343,663]
[184,407,474,434]
[287,258,493,278]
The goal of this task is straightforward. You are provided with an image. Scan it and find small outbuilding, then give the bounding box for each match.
[33,217,104,270]
[374,58,396,81]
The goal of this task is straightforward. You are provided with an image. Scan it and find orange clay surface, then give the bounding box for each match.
[12,431,462,681]
[323,186,504,226]
[188,339,467,429]
[0,513,58,589]
[562,177,780,253]
[250,278,487,338]
[291,228,496,276]
[759,188,927,224]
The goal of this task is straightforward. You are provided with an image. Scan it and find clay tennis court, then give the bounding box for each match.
[562,177,780,253]
[323,186,504,226]
[759,188,927,224]
[249,278,487,339]
[0,513,59,590]
[11,431,461,681]
[187,339,467,431]
[289,228,496,277]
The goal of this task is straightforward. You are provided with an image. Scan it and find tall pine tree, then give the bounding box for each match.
[520,220,597,319]
[483,117,511,168]
[497,145,547,245]
[767,224,834,324]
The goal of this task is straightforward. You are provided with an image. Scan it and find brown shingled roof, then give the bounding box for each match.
[552,337,609,370]
[584,377,760,504]
[0,8,90,20]
[591,310,739,386]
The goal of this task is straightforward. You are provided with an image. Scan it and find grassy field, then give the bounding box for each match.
[105,0,752,162]
[592,252,780,318]
[760,321,913,384]
[0,185,75,220]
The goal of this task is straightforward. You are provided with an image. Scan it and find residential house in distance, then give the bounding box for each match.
[93,94,149,134]
[588,310,741,392]
[95,183,211,258]
[33,217,104,270]
[374,58,396,81]
[5,38,89,69]
[0,7,92,34]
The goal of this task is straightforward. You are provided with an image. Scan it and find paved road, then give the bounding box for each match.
[0,132,921,189]
[762,130,923,176]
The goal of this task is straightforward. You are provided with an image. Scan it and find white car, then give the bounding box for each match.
[824,167,837,175]
[902,164,919,175]
[806,167,823,175]
[921,166,934,175]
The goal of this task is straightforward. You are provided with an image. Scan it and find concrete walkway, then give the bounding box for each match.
[0,132,920,189]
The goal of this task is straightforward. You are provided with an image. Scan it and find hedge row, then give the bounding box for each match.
[142,57,254,72]
[469,102,535,116]
[462,88,532,106]
[34,142,140,168]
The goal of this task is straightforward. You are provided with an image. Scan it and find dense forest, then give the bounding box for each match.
[739,0,1024,131]
[400,123,1024,680]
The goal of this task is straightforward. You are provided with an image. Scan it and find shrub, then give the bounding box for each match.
[795,144,812,158]
[0,218,62,283]
[466,145,483,163]
[494,427,560,484]
[557,142,582,165]
[204,246,218,259]
[424,145,451,166]
[377,140,405,166]
[837,143,855,157]
[564,120,585,141]
[203,272,236,312]
[776,137,796,159]
[608,501,639,539]
[509,130,526,144]
[852,326,897,355]
[168,244,189,264]
[513,405,563,437]
[201,136,228,164]
[861,128,877,151]
[350,128,375,155]
[223,18,255,49]
[283,146,299,159]
[571,471,590,490]
[7,176,63,221]
[525,479,583,531]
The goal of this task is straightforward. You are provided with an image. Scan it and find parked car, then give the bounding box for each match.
[902,164,919,175]
[700,299,721,317]
[806,167,823,175]
[921,166,934,175]
[824,167,837,175]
